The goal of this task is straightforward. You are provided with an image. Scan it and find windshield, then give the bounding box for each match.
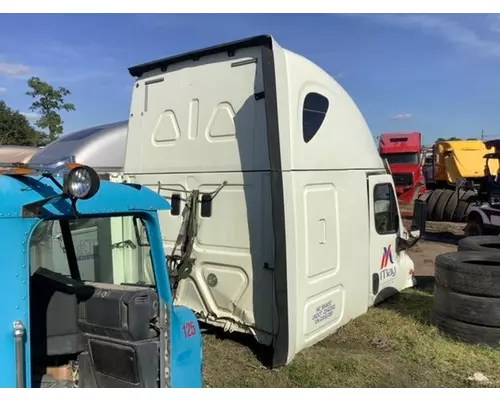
[382,153,420,165]
[29,216,154,286]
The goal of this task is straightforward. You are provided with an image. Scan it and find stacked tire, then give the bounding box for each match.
[431,236,500,347]
[423,188,475,223]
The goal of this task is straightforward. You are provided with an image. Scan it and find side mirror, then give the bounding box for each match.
[410,198,427,237]
[396,199,427,252]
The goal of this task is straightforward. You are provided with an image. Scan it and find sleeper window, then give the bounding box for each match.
[302,92,329,143]
[373,183,399,235]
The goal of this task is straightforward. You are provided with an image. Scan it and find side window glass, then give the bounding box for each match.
[29,217,155,286]
[373,183,399,234]
[302,92,329,143]
[30,220,71,276]
[66,216,155,285]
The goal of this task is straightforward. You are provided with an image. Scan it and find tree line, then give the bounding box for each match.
[0,77,75,147]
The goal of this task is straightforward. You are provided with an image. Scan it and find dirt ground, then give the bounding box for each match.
[407,220,465,278]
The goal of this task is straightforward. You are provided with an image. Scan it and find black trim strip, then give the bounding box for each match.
[60,220,82,281]
[260,45,290,368]
[128,35,273,78]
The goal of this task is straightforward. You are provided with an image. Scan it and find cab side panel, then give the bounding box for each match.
[284,170,371,360]
[0,219,37,388]
[133,172,275,343]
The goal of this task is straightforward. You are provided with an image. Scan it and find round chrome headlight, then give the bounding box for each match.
[63,165,100,200]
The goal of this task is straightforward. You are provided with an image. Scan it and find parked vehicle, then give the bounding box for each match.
[0,145,39,163]
[29,34,426,369]
[0,162,202,388]
[422,148,434,184]
[378,132,426,217]
[421,139,500,222]
[462,153,500,236]
[31,121,128,175]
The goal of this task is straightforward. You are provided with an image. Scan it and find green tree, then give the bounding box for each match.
[0,100,40,146]
[25,77,75,144]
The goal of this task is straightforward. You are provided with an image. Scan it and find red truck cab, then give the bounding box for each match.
[378,132,426,216]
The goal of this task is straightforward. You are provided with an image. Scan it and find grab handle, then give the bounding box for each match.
[13,320,25,388]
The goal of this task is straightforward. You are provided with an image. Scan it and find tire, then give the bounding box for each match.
[433,284,500,327]
[431,311,500,347]
[461,189,475,201]
[434,189,454,221]
[454,190,475,222]
[458,235,500,251]
[463,218,485,237]
[426,189,443,221]
[464,203,473,218]
[418,190,433,203]
[434,251,500,297]
[454,200,469,222]
[443,189,463,221]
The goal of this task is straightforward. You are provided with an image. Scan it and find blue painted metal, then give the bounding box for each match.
[0,174,170,217]
[170,306,203,388]
[145,214,203,388]
[0,173,203,388]
[0,218,38,388]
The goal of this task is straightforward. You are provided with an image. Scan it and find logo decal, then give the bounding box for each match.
[380,244,396,281]
[76,239,98,261]
[380,244,394,269]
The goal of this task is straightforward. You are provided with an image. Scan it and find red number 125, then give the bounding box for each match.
[182,321,196,338]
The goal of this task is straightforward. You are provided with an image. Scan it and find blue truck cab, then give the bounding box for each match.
[0,162,202,388]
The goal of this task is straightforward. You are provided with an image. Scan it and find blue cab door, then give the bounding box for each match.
[142,215,203,388]
[0,214,203,388]
[0,219,36,388]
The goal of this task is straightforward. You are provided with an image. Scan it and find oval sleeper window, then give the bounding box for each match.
[302,92,329,143]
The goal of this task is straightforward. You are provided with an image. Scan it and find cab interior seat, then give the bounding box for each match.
[29,267,94,359]
[76,281,160,388]
[29,267,161,388]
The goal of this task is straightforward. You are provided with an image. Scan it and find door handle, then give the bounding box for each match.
[13,320,25,388]
[319,219,326,244]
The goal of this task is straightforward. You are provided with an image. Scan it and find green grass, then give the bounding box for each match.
[202,287,500,388]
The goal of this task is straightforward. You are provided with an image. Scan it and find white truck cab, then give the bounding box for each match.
[123,35,423,367]
[32,35,423,368]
